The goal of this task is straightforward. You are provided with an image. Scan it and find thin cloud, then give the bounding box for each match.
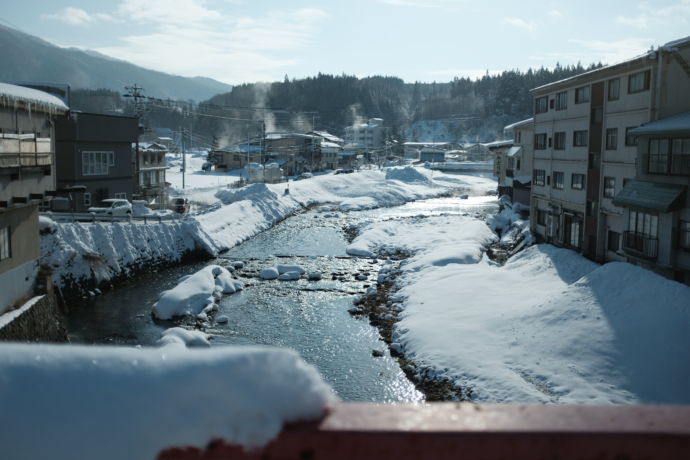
[380,0,463,7]
[616,0,690,30]
[43,7,114,26]
[568,37,653,64]
[91,2,329,84]
[501,17,536,32]
[547,9,563,18]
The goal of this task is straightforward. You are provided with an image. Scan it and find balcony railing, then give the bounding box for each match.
[623,231,659,260]
[645,154,690,176]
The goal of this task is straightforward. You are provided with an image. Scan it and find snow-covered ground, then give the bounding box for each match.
[0,343,335,460]
[348,218,690,404]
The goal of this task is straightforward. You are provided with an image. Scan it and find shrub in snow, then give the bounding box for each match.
[216,315,229,324]
[260,267,280,280]
[152,265,241,320]
[276,264,306,275]
[158,327,211,348]
[0,343,336,459]
[278,271,301,281]
[307,272,322,281]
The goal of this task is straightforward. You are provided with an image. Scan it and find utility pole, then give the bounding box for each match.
[124,84,147,201]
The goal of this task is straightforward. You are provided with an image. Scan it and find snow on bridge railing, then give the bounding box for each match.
[159,403,690,460]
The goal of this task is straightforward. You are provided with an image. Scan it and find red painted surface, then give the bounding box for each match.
[158,403,690,460]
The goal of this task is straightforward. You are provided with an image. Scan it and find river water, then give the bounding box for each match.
[66,194,498,402]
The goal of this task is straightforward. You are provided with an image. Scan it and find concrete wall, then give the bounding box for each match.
[0,294,67,342]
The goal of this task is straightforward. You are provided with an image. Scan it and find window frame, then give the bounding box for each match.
[0,226,10,261]
[535,96,548,114]
[554,132,566,150]
[608,78,620,101]
[571,173,585,190]
[534,133,547,150]
[533,169,546,186]
[573,130,588,147]
[608,230,621,252]
[575,85,591,104]
[680,221,690,250]
[628,70,651,94]
[552,171,564,190]
[625,127,638,147]
[555,91,568,110]
[605,127,618,150]
[603,176,616,198]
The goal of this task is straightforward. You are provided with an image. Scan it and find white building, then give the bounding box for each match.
[530,36,690,263]
[344,118,384,150]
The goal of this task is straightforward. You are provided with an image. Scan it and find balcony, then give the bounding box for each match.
[623,231,659,260]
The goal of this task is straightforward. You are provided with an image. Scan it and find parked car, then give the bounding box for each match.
[170,197,190,214]
[87,199,132,216]
[334,168,354,175]
[295,172,313,180]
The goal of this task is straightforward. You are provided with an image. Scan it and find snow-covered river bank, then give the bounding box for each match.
[66,194,499,402]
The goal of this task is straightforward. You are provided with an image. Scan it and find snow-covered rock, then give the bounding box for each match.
[157,327,211,348]
[260,267,280,280]
[152,265,240,320]
[276,264,306,275]
[278,271,302,281]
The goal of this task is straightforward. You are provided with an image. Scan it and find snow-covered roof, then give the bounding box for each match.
[0,82,69,112]
[484,140,513,149]
[321,141,342,149]
[310,131,344,144]
[506,146,522,158]
[630,111,690,136]
[504,118,533,131]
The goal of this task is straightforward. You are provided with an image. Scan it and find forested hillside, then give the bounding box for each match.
[70,64,602,147]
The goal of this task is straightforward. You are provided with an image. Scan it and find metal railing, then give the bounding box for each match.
[623,230,659,260]
[40,212,187,224]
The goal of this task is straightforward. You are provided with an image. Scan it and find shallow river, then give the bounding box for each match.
[66,194,498,402]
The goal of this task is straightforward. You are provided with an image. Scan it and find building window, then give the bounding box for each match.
[629,210,658,238]
[608,230,621,252]
[0,226,10,261]
[603,176,616,198]
[534,133,547,150]
[628,70,651,94]
[571,173,585,190]
[555,91,568,110]
[516,131,521,143]
[564,214,583,249]
[536,209,547,226]
[606,128,618,150]
[575,86,590,104]
[552,171,564,190]
[625,127,638,146]
[533,169,546,186]
[648,138,670,174]
[83,192,91,207]
[680,221,690,250]
[608,78,620,101]
[554,132,566,150]
[114,192,127,199]
[573,130,588,147]
[82,151,114,176]
[535,96,548,114]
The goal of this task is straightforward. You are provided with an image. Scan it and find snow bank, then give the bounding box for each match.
[390,243,690,404]
[347,215,497,266]
[0,82,69,112]
[195,167,496,249]
[40,220,220,290]
[0,343,336,460]
[152,265,242,320]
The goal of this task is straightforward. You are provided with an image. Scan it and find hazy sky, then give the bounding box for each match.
[2,0,689,85]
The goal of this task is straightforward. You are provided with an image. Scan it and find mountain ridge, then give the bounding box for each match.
[0,24,232,102]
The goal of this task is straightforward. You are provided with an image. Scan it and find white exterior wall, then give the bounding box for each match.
[0,258,38,315]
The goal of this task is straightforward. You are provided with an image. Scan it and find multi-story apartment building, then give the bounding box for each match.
[530,36,690,262]
[0,83,68,314]
[344,118,384,150]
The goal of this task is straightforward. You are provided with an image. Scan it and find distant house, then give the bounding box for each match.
[344,118,385,151]
[499,118,534,208]
[55,112,139,211]
[210,144,262,171]
[485,140,513,182]
[403,142,453,160]
[419,147,446,163]
[0,82,68,314]
[137,141,169,207]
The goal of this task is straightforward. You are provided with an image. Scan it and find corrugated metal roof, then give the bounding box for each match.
[506,146,522,158]
[630,111,690,136]
[612,180,686,212]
